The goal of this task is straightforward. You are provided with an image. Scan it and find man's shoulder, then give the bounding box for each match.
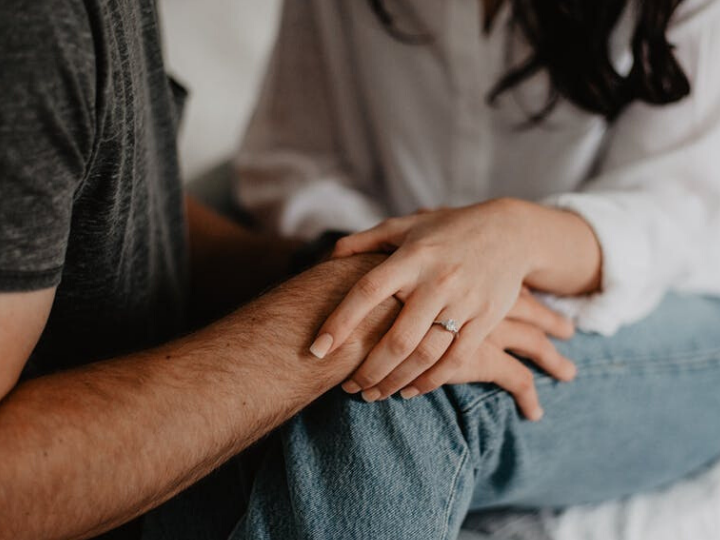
[0,0,95,63]
[1,0,91,30]
[0,0,98,120]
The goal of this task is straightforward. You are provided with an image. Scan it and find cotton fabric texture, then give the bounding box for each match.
[0,0,189,378]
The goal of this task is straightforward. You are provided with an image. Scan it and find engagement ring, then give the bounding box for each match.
[432,319,460,338]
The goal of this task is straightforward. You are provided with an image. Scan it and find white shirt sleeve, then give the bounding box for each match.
[542,0,720,335]
[234,1,387,240]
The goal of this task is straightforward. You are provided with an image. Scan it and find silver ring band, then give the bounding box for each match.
[432,319,460,338]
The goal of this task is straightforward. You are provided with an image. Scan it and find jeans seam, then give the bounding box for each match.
[570,346,720,366]
[458,346,720,414]
[459,389,504,415]
[441,444,469,540]
[464,512,546,537]
[539,347,720,384]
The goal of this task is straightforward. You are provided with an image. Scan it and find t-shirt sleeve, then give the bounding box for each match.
[0,0,96,292]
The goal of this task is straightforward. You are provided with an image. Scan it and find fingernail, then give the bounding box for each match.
[530,408,544,422]
[342,380,362,394]
[309,333,333,359]
[361,389,382,403]
[400,387,419,400]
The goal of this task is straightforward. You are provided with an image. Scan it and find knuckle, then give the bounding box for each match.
[547,315,567,335]
[403,242,431,260]
[387,330,415,357]
[476,299,496,323]
[554,315,574,337]
[549,310,566,326]
[326,312,352,338]
[384,217,400,228]
[376,375,403,396]
[385,217,407,233]
[526,328,547,349]
[419,373,444,392]
[536,338,557,360]
[415,344,440,367]
[516,370,535,394]
[334,236,352,252]
[444,354,464,371]
[435,266,462,291]
[533,308,552,326]
[353,371,380,389]
[509,298,528,319]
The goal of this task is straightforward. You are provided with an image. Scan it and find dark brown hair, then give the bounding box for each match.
[368,0,691,121]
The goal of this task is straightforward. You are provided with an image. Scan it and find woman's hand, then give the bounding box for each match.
[364,288,576,420]
[308,199,597,419]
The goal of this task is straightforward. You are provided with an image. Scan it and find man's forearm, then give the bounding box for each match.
[0,255,395,540]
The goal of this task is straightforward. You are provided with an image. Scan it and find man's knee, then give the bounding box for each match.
[289,387,478,463]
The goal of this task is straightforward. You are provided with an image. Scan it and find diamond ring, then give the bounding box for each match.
[432,319,460,338]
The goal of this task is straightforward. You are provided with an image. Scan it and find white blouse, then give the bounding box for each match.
[235,0,720,335]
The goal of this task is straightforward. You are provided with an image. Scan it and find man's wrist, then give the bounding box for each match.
[224,254,397,399]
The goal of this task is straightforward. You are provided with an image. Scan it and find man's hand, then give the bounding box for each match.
[0,253,397,540]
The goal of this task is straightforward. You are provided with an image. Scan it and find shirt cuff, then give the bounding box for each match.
[279,181,388,240]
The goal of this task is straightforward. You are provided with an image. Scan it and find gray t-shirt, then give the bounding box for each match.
[0,0,189,378]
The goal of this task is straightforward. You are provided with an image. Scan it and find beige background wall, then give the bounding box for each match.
[158,0,282,182]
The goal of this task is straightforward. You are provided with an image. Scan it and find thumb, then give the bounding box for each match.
[332,217,408,258]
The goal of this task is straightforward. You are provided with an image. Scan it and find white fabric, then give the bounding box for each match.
[546,458,720,540]
[458,458,720,540]
[236,0,720,336]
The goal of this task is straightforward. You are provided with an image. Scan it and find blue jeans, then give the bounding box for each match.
[145,293,720,539]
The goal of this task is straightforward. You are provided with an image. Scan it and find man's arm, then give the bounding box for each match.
[0,255,397,540]
[186,196,303,323]
[0,289,55,399]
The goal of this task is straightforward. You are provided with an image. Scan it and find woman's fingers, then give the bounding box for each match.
[489,320,577,381]
[489,350,544,421]
[331,217,409,258]
[399,336,544,421]
[341,286,445,396]
[310,256,410,358]
[365,324,455,401]
[508,291,574,339]
[444,343,543,421]
[400,317,489,398]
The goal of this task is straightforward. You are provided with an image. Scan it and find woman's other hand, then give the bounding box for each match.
[367,288,576,421]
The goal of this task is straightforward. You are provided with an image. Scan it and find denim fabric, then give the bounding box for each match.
[145,293,720,539]
[229,293,720,539]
